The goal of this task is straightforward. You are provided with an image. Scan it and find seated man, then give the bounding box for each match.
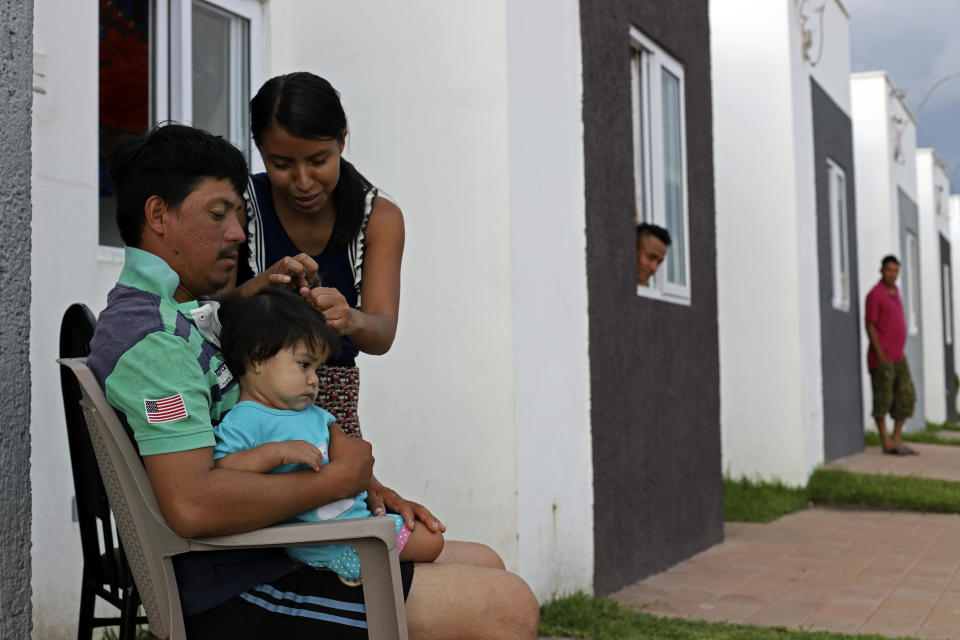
[636,222,671,286]
[87,124,538,639]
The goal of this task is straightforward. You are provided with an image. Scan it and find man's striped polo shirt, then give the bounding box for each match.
[88,247,239,454]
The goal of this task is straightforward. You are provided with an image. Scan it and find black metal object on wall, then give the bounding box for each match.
[579,0,722,595]
[811,79,864,461]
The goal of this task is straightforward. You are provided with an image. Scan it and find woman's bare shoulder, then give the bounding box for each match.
[366,194,404,239]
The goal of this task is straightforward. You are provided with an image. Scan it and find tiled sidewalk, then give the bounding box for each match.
[613,508,960,638]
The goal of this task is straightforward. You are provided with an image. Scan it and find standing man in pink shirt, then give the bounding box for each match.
[865,255,918,455]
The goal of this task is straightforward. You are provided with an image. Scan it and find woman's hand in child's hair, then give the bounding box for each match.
[266,440,325,471]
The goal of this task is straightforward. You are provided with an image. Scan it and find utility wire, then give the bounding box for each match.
[914,72,960,113]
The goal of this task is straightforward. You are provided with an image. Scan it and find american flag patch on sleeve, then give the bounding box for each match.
[143,394,188,423]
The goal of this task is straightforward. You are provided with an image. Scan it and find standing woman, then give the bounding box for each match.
[236,72,403,440]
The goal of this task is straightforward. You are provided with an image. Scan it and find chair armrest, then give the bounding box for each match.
[187,517,398,552]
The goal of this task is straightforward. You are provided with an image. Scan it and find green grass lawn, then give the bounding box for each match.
[808,468,960,512]
[864,430,960,447]
[539,592,919,640]
[862,420,960,448]
[927,420,960,432]
[722,476,809,523]
[724,468,960,522]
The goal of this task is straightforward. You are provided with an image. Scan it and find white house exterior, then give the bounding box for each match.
[28,0,736,634]
[916,148,956,424]
[851,71,924,435]
[711,0,859,485]
[30,0,597,636]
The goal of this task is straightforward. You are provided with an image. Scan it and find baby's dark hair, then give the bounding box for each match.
[219,285,341,377]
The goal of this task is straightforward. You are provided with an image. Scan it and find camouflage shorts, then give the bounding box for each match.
[870,359,916,421]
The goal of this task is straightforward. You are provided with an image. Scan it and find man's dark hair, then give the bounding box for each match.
[881,255,900,267]
[219,285,341,377]
[637,222,672,246]
[108,123,248,247]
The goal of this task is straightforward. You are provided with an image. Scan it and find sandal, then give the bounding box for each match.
[883,445,910,455]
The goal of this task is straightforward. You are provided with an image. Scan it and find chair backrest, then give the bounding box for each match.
[59,358,189,639]
[59,303,133,599]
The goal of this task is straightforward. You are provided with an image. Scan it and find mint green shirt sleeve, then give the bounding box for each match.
[104,331,216,456]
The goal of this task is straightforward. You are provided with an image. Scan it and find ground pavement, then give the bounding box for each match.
[608,443,960,639]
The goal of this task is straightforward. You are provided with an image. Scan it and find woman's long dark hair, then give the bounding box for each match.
[251,72,371,250]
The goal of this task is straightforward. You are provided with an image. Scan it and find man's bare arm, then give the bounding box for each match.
[865,322,888,364]
[145,427,372,538]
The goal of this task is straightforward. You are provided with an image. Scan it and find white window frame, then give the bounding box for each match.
[827,159,850,311]
[630,26,691,305]
[944,263,953,345]
[905,230,920,335]
[98,0,265,257]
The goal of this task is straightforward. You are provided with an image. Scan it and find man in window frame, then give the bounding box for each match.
[636,222,671,287]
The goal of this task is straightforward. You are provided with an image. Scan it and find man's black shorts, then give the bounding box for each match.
[184,562,415,639]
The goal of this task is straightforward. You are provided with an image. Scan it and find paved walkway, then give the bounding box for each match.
[610,444,960,639]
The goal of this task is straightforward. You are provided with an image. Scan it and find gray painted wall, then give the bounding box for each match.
[580,0,723,595]
[899,188,926,432]
[0,0,33,637]
[939,234,957,422]
[811,79,864,460]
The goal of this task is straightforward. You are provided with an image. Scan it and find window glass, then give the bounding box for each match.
[944,264,953,345]
[630,26,690,304]
[97,0,253,250]
[98,0,151,248]
[192,1,250,160]
[661,68,685,287]
[906,231,920,335]
[632,49,650,224]
[827,160,850,311]
[836,173,847,298]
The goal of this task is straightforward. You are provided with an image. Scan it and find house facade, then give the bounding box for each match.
[28,0,722,635]
[711,0,862,485]
[580,0,722,594]
[916,149,956,424]
[851,71,925,435]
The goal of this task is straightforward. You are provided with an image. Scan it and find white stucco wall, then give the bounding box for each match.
[268,2,597,598]
[809,0,852,115]
[713,0,837,485]
[916,149,950,422]
[268,0,521,567]
[852,71,921,432]
[30,1,126,636]
[505,0,593,598]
